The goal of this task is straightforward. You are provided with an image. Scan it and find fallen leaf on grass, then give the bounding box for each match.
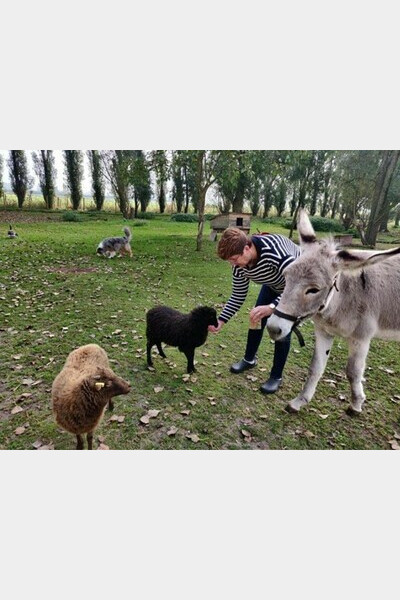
[37,444,54,450]
[140,410,160,424]
[389,439,400,450]
[147,409,160,418]
[167,426,178,436]
[11,406,24,415]
[22,378,34,386]
[153,385,164,393]
[241,429,252,440]
[318,413,329,420]
[304,430,315,438]
[147,366,155,372]
[98,443,110,450]
[246,375,258,382]
[15,426,26,435]
[186,433,200,443]
[32,439,43,449]
[180,409,190,416]
[182,374,190,382]
[109,415,125,423]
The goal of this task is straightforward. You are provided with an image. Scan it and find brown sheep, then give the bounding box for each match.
[52,344,131,449]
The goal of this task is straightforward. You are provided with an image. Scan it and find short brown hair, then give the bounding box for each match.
[217,227,251,260]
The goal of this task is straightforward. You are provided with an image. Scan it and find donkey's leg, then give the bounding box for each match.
[346,337,370,414]
[76,434,84,450]
[87,432,93,450]
[287,328,334,412]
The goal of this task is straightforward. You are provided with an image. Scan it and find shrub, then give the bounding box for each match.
[131,220,147,227]
[262,217,292,228]
[262,215,345,233]
[170,213,199,222]
[61,211,84,222]
[137,212,155,220]
[308,216,345,233]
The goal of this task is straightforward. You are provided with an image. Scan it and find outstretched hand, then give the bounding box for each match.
[208,320,224,334]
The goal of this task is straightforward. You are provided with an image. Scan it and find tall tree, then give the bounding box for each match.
[171,152,185,213]
[132,151,151,216]
[100,150,134,218]
[7,150,32,208]
[150,150,168,213]
[32,150,57,209]
[309,150,326,215]
[275,179,287,216]
[64,150,84,210]
[181,151,227,250]
[287,151,315,238]
[320,153,334,217]
[333,150,379,228]
[87,150,105,210]
[0,154,4,198]
[364,150,400,246]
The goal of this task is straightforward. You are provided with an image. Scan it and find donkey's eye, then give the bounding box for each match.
[305,287,320,294]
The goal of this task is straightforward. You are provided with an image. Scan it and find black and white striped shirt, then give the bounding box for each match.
[219,233,300,323]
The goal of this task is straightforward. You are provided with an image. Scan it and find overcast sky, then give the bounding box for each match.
[0,149,92,194]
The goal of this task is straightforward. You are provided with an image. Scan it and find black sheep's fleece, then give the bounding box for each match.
[146,305,218,373]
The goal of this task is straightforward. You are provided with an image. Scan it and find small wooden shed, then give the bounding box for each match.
[209,212,252,241]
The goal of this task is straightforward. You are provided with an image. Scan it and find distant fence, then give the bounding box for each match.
[0,193,162,214]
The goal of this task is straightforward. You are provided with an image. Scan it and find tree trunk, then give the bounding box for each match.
[232,171,246,213]
[365,151,400,246]
[196,188,206,251]
[395,205,400,227]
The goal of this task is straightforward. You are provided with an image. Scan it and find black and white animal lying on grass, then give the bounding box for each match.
[146,305,218,373]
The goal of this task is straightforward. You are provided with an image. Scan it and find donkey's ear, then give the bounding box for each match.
[334,246,400,270]
[297,209,317,245]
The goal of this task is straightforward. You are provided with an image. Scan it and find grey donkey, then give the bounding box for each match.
[267,209,400,415]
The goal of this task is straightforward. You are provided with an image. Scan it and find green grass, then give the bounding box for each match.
[1,212,400,450]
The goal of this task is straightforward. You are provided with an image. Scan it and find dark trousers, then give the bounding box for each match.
[243,284,291,379]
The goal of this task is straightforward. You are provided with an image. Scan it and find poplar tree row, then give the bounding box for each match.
[1,150,399,248]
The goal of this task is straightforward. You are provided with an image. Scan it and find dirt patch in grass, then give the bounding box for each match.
[0,211,61,224]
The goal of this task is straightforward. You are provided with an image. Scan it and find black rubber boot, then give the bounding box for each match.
[230,358,257,374]
[260,377,282,394]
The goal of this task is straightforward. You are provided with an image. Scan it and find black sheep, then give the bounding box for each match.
[146,305,218,373]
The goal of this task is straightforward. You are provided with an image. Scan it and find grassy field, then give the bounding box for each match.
[1,210,400,450]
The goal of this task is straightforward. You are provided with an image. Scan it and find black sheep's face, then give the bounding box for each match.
[194,306,218,327]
